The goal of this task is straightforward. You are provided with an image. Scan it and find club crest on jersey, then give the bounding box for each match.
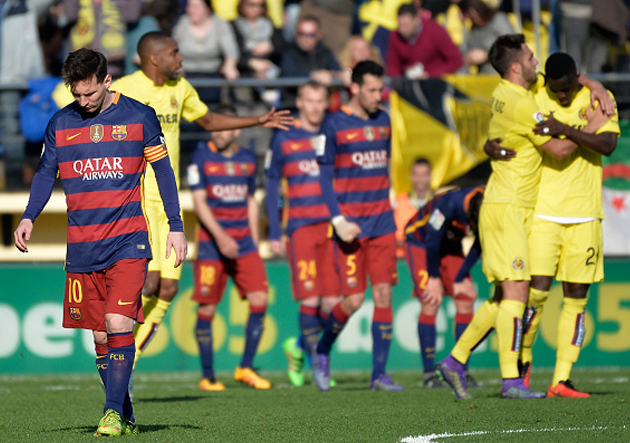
[240,163,250,174]
[579,108,588,120]
[171,97,178,109]
[347,276,358,288]
[111,125,128,141]
[378,126,389,138]
[304,280,315,291]
[90,124,104,143]
[69,307,82,320]
[225,162,235,176]
[364,126,375,141]
[512,258,525,271]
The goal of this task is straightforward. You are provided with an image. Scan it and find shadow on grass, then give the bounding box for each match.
[52,424,203,434]
[138,395,207,403]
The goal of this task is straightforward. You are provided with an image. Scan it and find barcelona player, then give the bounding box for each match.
[437,34,609,400]
[313,60,403,391]
[405,187,483,389]
[14,49,187,436]
[112,31,291,364]
[265,80,341,387]
[188,104,271,391]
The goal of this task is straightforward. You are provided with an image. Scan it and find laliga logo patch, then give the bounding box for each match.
[264,150,273,170]
[512,258,525,271]
[69,307,82,320]
[533,111,544,123]
[111,125,128,141]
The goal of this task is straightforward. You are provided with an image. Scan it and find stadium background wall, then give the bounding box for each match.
[1,260,629,374]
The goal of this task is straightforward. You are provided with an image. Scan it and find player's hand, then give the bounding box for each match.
[217,233,239,259]
[257,108,293,130]
[453,277,477,301]
[589,85,616,117]
[423,277,444,306]
[484,138,515,161]
[14,219,33,253]
[334,219,362,243]
[269,239,286,257]
[534,114,568,137]
[166,231,188,268]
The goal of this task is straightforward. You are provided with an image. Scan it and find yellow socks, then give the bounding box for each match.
[520,287,550,364]
[134,298,172,359]
[552,297,588,386]
[452,300,499,365]
[496,299,526,379]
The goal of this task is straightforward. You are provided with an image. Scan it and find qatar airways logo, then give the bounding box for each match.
[298,159,320,176]
[73,157,124,181]
[211,184,248,202]
[352,150,388,169]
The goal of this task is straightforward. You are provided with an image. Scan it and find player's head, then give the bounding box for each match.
[138,31,183,80]
[411,158,431,196]
[211,104,240,151]
[545,52,580,107]
[489,34,538,85]
[465,188,484,237]
[296,80,329,128]
[397,4,420,40]
[62,48,112,115]
[350,60,385,115]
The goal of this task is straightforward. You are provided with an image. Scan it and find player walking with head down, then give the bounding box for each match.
[14,48,187,436]
[111,31,292,365]
[188,104,271,391]
[265,80,341,387]
[313,60,403,391]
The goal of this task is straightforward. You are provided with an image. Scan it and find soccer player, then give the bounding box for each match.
[313,60,403,391]
[516,52,619,397]
[188,104,271,391]
[437,34,604,400]
[265,80,341,387]
[13,48,187,436]
[405,187,483,389]
[111,31,292,364]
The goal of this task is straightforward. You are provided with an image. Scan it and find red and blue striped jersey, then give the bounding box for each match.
[265,122,330,239]
[34,93,181,273]
[188,142,257,260]
[318,106,396,238]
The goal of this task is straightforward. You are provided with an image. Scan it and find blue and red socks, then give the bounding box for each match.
[241,305,266,369]
[103,332,135,418]
[372,307,393,380]
[299,304,321,354]
[417,312,437,372]
[316,302,349,355]
[196,313,215,380]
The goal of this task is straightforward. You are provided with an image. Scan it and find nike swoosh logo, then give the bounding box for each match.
[347,133,358,140]
[118,300,134,306]
[67,133,81,141]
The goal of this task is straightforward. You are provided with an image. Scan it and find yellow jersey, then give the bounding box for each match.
[533,86,620,219]
[485,79,551,207]
[112,71,209,200]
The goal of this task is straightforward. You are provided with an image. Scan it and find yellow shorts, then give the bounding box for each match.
[479,203,533,283]
[529,217,603,283]
[146,198,184,280]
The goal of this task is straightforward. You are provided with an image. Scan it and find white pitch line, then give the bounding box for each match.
[400,425,621,443]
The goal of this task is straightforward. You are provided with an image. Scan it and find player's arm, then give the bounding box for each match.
[248,195,260,247]
[191,189,239,259]
[578,74,616,116]
[194,108,293,132]
[423,208,449,305]
[264,138,286,256]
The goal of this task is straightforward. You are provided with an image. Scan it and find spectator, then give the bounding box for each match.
[173,0,239,103]
[297,0,355,58]
[280,15,342,86]
[231,0,284,79]
[338,34,383,88]
[386,2,463,79]
[458,0,514,74]
[64,0,143,78]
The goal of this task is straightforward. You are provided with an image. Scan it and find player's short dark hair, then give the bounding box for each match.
[213,103,238,117]
[466,188,484,237]
[545,52,577,81]
[398,3,417,17]
[351,60,384,86]
[298,80,329,97]
[488,34,526,77]
[138,31,171,56]
[62,48,108,87]
[413,157,431,168]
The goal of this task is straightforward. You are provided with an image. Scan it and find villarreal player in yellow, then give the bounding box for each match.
[437,34,607,400]
[112,31,292,369]
[516,52,619,398]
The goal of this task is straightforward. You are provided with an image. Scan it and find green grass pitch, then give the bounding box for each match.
[1,368,629,442]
